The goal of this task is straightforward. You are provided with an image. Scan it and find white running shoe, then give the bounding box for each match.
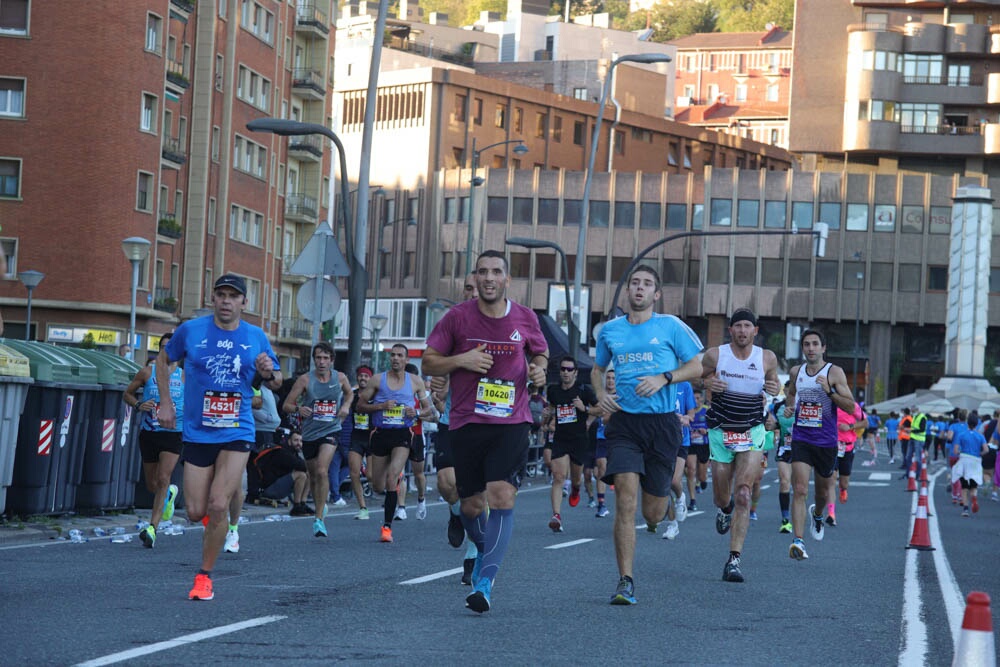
[675,492,687,522]
[394,506,408,521]
[416,499,427,520]
[662,520,679,540]
[332,498,347,507]
[223,528,240,553]
[808,504,825,541]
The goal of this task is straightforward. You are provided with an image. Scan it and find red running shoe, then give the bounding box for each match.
[972,495,980,513]
[569,486,580,508]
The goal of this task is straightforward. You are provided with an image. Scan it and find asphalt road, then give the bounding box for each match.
[0,456,996,666]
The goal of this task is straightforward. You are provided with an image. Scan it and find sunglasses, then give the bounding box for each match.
[560,367,576,372]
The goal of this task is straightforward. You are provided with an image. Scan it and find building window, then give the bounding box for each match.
[245,278,261,312]
[472,98,483,125]
[586,255,606,282]
[513,107,523,133]
[573,121,585,146]
[237,65,271,112]
[208,197,217,235]
[846,203,868,231]
[766,84,779,102]
[733,257,756,285]
[927,266,948,291]
[454,94,466,121]
[706,256,729,284]
[240,0,275,44]
[614,130,625,155]
[666,203,686,230]
[589,200,609,228]
[487,196,508,223]
[815,260,838,289]
[874,204,895,232]
[791,201,813,229]
[761,258,782,285]
[818,202,841,230]
[535,112,546,138]
[509,252,529,278]
[573,87,587,101]
[216,54,224,91]
[710,199,732,226]
[0,158,21,198]
[145,13,162,52]
[141,93,157,132]
[737,199,759,228]
[0,78,24,117]
[871,262,893,291]
[405,251,415,278]
[898,264,920,292]
[787,259,811,287]
[495,103,506,129]
[901,205,923,233]
[734,84,747,102]
[639,202,660,229]
[763,200,785,228]
[136,171,154,211]
[899,103,941,133]
[929,206,950,234]
[444,197,457,223]
[614,201,635,228]
[512,197,533,225]
[692,203,704,229]
[552,115,562,142]
[230,204,264,246]
[233,134,267,179]
[538,198,558,225]
[1,237,16,277]
[0,0,29,34]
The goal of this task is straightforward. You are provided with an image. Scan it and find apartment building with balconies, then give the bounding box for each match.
[0,1,334,370]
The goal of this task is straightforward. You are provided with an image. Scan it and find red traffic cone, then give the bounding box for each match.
[906,458,918,492]
[920,448,929,483]
[951,591,995,667]
[917,482,933,517]
[906,484,935,550]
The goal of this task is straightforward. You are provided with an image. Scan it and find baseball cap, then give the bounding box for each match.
[214,273,247,295]
[729,308,757,327]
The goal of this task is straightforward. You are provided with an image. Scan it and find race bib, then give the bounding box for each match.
[355,413,370,430]
[796,402,822,428]
[556,404,577,425]
[313,399,338,422]
[838,441,847,457]
[382,405,405,427]
[202,390,241,428]
[778,433,791,456]
[475,378,516,418]
[723,429,753,453]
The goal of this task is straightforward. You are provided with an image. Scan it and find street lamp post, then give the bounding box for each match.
[246,118,363,372]
[467,139,528,275]
[505,237,578,362]
[370,313,388,375]
[605,225,830,321]
[853,252,864,400]
[574,52,672,351]
[17,270,44,341]
[121,237,151,361]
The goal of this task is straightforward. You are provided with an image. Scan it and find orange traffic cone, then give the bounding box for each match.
[951,591,995,667]
[906,457,918,492]
[906,483,935,550]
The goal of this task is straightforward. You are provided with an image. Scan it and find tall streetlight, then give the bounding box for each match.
[370,313,388,374]
[17,269,44,341]
[245,118,363,372]
[852,251,864,400]
[372,215,416,324]
[467,138,528,274]
[575,52,672,350]
[505,237,578,362]
[121,237,151,361]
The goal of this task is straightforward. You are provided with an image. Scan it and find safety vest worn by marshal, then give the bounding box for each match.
[910,412,928,443]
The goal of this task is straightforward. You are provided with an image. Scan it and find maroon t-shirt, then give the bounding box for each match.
[426,299,547,430]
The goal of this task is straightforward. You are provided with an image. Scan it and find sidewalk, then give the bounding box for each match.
[0,499,313,549]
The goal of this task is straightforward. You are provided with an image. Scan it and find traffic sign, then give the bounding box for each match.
[288,222,350,277]
[296,278,341,323]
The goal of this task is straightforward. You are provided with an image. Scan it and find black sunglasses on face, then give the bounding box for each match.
[560,367,576,372]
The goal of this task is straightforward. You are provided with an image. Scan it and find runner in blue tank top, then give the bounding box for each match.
[592,264,703,606]
[355,343,432,544]
[782,328,856,561]
[123,332,184,548]
[157,274,282,602]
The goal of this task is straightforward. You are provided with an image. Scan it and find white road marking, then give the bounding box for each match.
[545,538,594,550]
[926,471,966,647]
[869,472,892,481]
[400,568,463,585]
[74,615,286,667]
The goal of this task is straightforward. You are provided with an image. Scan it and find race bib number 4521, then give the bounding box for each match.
[203,391,241,428]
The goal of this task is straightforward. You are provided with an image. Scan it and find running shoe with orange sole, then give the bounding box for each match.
[568,486,580,507]
[188,573,214,601]
[972,495,980,513]
[380,525,393,542]
[839,488,848,503]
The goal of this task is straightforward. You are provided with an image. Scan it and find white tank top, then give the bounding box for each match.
[706,344,765,430]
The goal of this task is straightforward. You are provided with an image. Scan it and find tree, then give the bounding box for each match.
[714,0,794,32]
[622,0,718,42]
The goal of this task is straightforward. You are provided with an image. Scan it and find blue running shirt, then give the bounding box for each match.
[163,315,279,444]
[595,313,703,415]
[141,363,183,433]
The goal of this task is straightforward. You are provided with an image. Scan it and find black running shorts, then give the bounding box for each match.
[602,412,681,498]
[139,429,183,463]
[790,440,838,479]
[451,422,529,499]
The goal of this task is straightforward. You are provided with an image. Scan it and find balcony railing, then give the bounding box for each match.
[292,68,325,96]
[285,193,318,221]
[154,287,178,313]
[170,0,195,14]
[162,135,187,165]
[288,133,323,158]
[158,215,183,238]
[295,3,329,34]
[903,75,983,87]
[279,317,311,340]
[383,36,475,67]
[900,124,983,135]
[166,59,190,89]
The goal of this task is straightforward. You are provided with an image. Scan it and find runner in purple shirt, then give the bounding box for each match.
[423,250,548,614]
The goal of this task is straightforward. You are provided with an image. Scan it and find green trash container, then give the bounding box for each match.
[71,350,142,511]
[4,340,101,516]
[0,343,34,516]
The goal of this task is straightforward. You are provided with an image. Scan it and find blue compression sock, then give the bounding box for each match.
[478,508,514,584]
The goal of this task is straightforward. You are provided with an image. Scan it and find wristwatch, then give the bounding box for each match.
[662,371,673,385]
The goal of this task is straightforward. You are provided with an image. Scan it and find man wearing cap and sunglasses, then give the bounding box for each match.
[700,308,780,583]
[156,273,282,601]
